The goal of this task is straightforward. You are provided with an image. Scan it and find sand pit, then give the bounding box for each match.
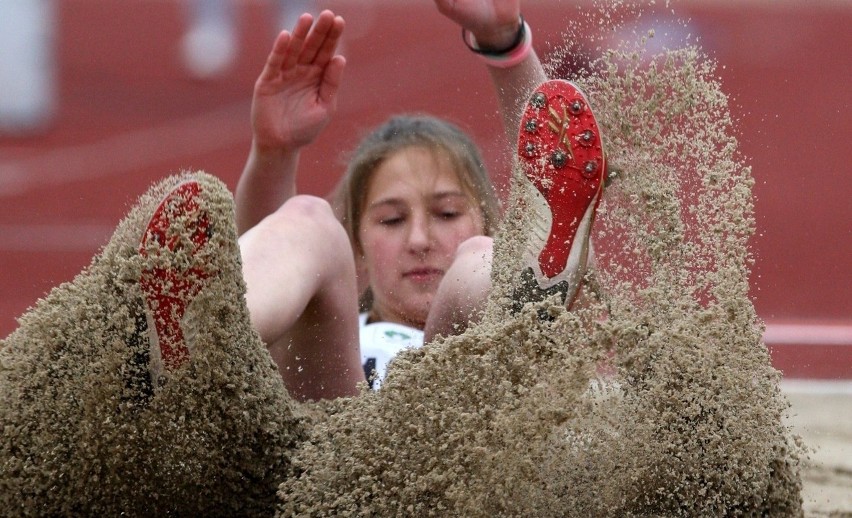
[783,383,852,517]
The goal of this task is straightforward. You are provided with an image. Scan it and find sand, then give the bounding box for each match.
[784,385,852,517]
[0,173,306,515]
[273,39,804,515]
[3,2,848,516]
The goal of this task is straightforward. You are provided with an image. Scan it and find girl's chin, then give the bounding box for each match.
[400,300,432,329]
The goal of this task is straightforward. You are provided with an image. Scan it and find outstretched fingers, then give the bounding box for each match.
[298,10,344,66]
[259,31,291,82]
[281,13,313,70]
[258,13,312,83]
[318,55,346,105]
[312,14,345,67]
[258,11,344,83]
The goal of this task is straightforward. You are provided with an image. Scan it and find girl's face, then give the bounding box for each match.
[358,146,486,329]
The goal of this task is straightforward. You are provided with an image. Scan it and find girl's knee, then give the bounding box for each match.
[447,235,493,287]
[268,195,348,242]
[455,235,493,261]
[245,195,351,262]
[274,195,336,226]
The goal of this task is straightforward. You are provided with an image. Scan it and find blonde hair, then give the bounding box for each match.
[334,114,501,254]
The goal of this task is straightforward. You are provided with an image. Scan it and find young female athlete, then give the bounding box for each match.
[148,0,607,400]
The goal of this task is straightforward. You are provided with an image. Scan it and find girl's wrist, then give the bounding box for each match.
[468,18,524,52]
[462,16,533,69]
[251,139,301,160]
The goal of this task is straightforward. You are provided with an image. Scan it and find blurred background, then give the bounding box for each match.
[1,0,849,380]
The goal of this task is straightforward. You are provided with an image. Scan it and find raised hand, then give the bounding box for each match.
[432,0,545,159]
[433,0,521,50]
[251,10,346,152]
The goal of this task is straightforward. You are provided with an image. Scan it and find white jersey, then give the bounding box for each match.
[359,313,424,389]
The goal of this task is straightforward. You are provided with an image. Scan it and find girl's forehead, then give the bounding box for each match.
[366,147,465,201]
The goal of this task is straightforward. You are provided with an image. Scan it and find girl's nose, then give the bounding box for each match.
[407,214,432,252]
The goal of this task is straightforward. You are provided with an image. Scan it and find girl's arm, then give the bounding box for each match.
[433,0,547,142]
[235,10,345,235]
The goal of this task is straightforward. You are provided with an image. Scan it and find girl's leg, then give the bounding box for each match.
[425,80,608,344]
[424,235,493,343]
[239,194,363,401]
[1,173,301,513]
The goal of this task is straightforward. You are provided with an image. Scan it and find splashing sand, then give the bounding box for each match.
[1,9,811,518]
[1,174,306,515]
[275,44,804,516]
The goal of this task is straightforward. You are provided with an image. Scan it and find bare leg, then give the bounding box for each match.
[0,173,302,513]
[424,236,493,343]
[239,195,362,401]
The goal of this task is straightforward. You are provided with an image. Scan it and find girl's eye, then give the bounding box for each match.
[435,204,466,220]
[379,216,404,226]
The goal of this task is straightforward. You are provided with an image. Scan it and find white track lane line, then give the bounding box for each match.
[764,324,852,347]
[781,379,852,395]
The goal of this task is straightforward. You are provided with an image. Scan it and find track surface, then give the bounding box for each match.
[1,0,849,378]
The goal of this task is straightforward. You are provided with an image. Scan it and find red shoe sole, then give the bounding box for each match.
[517,79,606,283]
[139,180,211,372]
